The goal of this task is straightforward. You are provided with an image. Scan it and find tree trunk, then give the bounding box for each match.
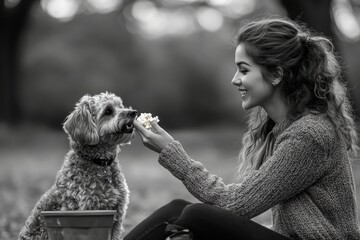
[279,0,333,39]
[1,0,38,124]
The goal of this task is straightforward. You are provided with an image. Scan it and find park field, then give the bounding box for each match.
[1,124,359,239]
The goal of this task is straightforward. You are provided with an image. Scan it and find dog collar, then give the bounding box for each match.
[76,149,115,167]
[92,158,115,167]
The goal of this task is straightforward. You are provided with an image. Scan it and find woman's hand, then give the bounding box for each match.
[133,120,175,153]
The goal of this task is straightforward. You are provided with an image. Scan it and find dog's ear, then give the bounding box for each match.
[63,95,99,145]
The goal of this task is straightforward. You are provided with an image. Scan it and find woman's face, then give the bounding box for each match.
[231,44,275,110]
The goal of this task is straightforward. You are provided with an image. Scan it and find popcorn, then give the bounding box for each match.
[136,113,160,130]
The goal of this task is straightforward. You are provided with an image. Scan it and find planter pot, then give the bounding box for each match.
[41,210,116,240]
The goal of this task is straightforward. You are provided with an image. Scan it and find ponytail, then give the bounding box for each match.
[299,35,359,153]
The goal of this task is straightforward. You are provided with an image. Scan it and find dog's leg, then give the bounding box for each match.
[111,168,129,240]
[18,186,60,240]
[111,207,126,240]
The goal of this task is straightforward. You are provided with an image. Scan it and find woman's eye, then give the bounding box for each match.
[240,69,248,74]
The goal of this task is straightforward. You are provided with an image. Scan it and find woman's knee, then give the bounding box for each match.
[174,203,229,238]
[182,203,209,216]
[176,203,217,227]
[183,203,223,217]
[166,199,192,210]
[157,199,192,220]
[176,204,250,238]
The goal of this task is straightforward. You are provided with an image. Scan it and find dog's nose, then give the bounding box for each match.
[128,110,138,118]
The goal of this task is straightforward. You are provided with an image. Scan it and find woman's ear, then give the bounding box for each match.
[271,67,283,86]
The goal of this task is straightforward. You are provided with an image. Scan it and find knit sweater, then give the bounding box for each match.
[158,113,360,239]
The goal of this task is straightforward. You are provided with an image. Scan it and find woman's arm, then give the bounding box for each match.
[134,120,329,219]
[158,128,329,219]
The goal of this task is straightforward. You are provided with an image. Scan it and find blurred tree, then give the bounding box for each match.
[17,0,247,128]
[280,0,360,116]
[280,0,334,39]
[2,0,39,124]
[5,0,283,128]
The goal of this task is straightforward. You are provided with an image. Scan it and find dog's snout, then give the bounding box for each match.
[128,110,137,118]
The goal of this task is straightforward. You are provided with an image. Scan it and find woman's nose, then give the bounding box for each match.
[231,72,241,86]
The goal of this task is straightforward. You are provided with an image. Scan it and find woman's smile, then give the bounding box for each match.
[238,88,248,97]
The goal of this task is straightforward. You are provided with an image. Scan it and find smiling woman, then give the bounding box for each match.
[127,16,360,240]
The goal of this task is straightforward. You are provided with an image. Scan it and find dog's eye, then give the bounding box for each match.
[104,108,113,116]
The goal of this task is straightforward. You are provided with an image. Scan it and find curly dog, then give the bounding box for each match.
[19,92,136,240]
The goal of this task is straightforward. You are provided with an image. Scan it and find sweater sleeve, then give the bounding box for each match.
[158,130,328,219]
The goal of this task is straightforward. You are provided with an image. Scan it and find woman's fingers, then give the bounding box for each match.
[133,120,151,136]
[133,119,174,153]
[150,121,164,134]
[133,120,145,132]
[134,119,163,136]
[133,120,150,142]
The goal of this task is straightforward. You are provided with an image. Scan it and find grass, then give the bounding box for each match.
[1,124,359,239]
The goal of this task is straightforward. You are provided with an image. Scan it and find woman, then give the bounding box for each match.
[126,17,360,240]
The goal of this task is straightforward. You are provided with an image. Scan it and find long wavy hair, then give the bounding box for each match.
[236,17,359,178]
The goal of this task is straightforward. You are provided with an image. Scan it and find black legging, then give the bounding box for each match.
[124,199,290,240]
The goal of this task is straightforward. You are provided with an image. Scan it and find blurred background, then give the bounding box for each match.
[1,0,360,239]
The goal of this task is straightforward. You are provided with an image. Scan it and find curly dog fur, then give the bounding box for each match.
[19,92,136,240]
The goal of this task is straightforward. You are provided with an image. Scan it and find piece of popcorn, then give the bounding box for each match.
[136,113,160,130]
